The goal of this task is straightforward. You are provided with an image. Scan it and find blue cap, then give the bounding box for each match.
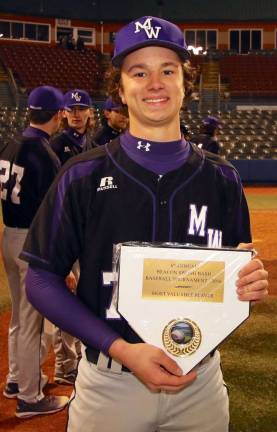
[28,86,64,111]
[203,116,221,130]
[104,97,123,111]
[112,16,188,66]
[64,89,92,110]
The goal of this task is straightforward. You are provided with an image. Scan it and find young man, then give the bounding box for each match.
[93,96,128,145]
[51,89,95,165]
[21,17,268,432]
[191,116,221,154]
[0,86,69,417]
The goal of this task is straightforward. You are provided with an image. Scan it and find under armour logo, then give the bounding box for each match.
[71,92,82,102]
[134,17,161,39]
[137,141,151,152]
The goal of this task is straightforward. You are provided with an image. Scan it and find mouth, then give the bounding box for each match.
[143,97,169,104]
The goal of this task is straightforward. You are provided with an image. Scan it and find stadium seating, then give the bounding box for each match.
[219,55,277,96]
[0,43,103,96]
[182,109,277,160]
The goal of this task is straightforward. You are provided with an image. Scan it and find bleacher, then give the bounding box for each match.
[0,43,103,96]
[183,109,277,160]
[219,54,277,97]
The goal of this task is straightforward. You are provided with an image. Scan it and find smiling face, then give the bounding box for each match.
[119,46,184,141]
[63,106,93,133]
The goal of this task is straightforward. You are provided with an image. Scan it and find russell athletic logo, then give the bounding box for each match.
[97,176,118,192]
[137,141,151,152]
[134,17,161,39]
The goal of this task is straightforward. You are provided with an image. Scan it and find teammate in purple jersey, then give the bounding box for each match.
[0,86,69,418]
[93,96,128,146]
[50,89,95,165]
[191,116,221,154]
[21,17,268,432]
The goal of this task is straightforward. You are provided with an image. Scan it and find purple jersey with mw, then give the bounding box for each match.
[21,132,251,351]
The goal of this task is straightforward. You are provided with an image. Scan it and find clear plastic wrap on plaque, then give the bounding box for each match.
[111,242,251,374]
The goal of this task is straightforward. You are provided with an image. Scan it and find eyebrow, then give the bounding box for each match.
[126,61,179,73]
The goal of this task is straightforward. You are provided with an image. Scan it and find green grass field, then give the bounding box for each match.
[221,299,277,432]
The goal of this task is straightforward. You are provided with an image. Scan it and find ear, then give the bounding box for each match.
[104,109,111,119]
[119,86,126,105]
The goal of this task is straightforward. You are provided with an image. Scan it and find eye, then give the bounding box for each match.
[133,71,146,78]
[163,69,174,75]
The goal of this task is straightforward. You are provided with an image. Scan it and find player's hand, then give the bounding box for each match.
[109,339,197,392]
[236,243,268,301]
[65,271,77,292]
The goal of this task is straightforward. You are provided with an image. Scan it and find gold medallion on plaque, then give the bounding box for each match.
[162,318,201,357]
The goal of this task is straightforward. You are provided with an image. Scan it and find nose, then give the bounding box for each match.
[147,72,164,91]
[71,108,81,115]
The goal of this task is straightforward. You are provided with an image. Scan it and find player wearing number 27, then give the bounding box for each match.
[0,86,68,417]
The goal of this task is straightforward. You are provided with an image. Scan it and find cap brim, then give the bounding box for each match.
[112,40,190,67]
[65,103,91,110]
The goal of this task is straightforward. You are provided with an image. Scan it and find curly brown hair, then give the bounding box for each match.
[105,59,197,108]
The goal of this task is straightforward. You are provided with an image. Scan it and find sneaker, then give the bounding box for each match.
[3,375,48,400]
[16,395,69,418]
[54,370,77,386]
[3,382,19,399]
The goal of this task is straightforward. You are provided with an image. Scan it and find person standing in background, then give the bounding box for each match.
[51,89,95,165]
[0,86,69,418]
[191,116,221,154]
[93,96,128,146]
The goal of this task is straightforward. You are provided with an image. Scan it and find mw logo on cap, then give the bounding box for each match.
[134,17,161,39]
[71,92,82,102]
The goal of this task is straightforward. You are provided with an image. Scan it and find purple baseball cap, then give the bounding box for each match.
[28,86,64,111]
[104,97,123,111]
[112,16,188,66]
[64,89,92,110]
[203,116,221,130]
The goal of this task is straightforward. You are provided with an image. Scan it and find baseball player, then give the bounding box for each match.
[50,89,92,384]
[50,89,95,165]
[21,17,268,432]
[0,86,68,417]
[191,116,221,154]
[93,96,128,146]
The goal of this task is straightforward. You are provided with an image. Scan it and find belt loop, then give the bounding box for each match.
[96,352,110,371]
[110,359,123,375]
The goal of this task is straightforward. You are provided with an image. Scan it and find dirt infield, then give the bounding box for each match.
[0,311,71,431]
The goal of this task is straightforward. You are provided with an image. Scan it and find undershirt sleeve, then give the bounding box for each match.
[26,266,120,356]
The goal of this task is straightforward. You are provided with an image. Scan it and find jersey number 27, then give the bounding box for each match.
[0,160,24,204]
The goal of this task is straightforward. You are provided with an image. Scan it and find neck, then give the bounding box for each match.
[129,118,181,142]
[71,126,86,134]
[108,120,120,132]
[30,122,53,136]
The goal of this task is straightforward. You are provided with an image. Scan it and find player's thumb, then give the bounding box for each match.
[237,242,254,250]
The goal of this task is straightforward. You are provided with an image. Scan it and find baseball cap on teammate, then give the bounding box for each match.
[203,116,221,130]
[64,89,92,110]
[104,97,124,111]
[112,16,188,66]
[28,86,64,111]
